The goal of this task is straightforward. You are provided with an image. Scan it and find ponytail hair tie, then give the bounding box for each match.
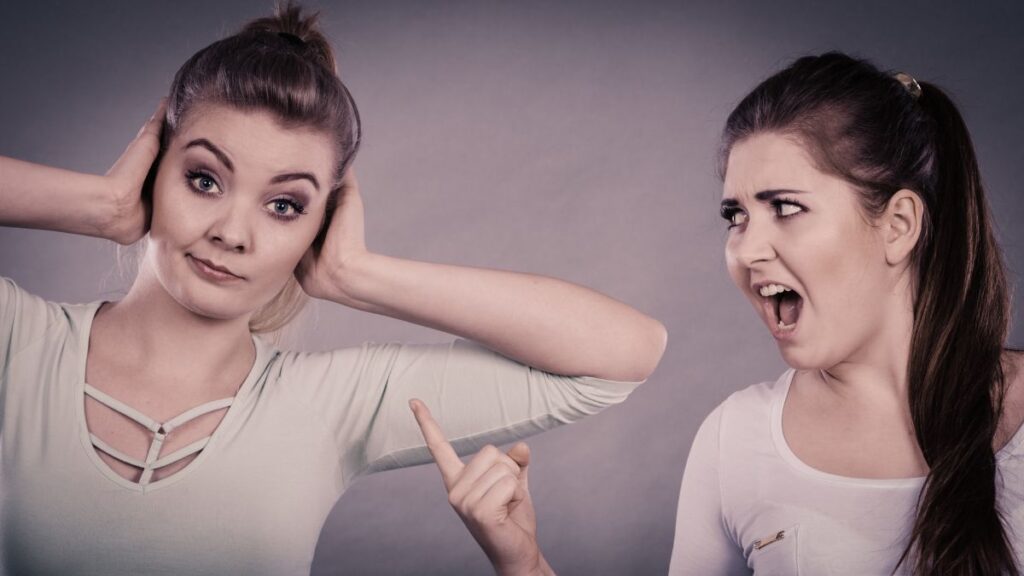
[893,71,922,100]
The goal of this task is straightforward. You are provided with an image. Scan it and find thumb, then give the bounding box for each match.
[507,442,531,488]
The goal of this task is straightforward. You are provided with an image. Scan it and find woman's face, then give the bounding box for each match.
[722,132,894,370]
[147,103,335,322]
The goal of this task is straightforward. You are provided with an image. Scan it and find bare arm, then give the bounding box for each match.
[297,173,667,382]
[0,101,164,245]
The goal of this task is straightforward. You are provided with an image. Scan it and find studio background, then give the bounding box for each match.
[1,1,1021,574]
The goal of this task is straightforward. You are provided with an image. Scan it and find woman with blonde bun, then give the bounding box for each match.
[0,4,666,574]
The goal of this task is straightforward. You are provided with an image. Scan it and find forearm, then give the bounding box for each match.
[327,253,666,381]
[0,156,114,239]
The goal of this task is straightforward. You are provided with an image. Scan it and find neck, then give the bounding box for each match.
[97,256,256,390]
[817,273,917,413]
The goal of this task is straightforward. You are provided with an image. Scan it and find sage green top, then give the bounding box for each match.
[0,277,641,575]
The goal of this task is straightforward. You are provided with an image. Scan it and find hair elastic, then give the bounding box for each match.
[893,72,922,100]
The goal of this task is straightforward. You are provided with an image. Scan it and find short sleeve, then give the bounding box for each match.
[668,404,750,575]
[0,277,60,430]
[275,338,642,483]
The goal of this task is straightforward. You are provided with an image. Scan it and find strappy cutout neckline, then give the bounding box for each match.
[83,384,234,487]
[77,300,275,494]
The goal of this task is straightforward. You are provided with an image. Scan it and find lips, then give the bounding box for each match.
[187,254,244,281]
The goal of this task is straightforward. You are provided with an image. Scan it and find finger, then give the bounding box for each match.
[477,473,527,516]
[109,99,167,180]
[137,98,168,139]
[459,464,519,514]
[449,447,520,503]
[409,399,463,489]
[340,166,358,191]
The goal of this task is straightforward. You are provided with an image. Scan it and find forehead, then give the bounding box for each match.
[723,132,837,199]
[173,103,335,182]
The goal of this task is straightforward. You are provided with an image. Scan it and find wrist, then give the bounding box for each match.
[321,249,379,311]
[91,175,129,242]
[100,175,145,245]
[494,549,553,576]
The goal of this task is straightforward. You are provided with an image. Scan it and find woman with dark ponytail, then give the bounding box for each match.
[414,52,1023,575]
[0,3,666,574]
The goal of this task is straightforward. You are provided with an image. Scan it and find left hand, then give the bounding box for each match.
[295,168,367,302]
[410,399,550,576]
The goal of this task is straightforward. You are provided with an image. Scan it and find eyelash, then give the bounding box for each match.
[720,198,807,229]
[184,169,308,222]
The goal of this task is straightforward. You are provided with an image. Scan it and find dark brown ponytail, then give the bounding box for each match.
[899,81,1015,575]
[720,52,1017,575]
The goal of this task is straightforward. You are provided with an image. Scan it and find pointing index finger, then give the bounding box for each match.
[409,399,463,489]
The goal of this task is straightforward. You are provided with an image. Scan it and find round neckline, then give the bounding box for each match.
[770,369,1024,487]
[771,369,926,488]
[75,299,274,494]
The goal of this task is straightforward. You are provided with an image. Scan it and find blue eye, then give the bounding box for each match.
[185,170,220,195]
[267,198,307,221]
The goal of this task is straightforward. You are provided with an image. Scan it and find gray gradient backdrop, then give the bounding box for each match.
[1,1,1022,574]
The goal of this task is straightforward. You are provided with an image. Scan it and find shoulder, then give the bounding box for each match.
[716,369,791,428]
[0,276,97,345]
[692,369,793,461]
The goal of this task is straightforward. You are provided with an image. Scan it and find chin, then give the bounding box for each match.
[169,281,257,322]
[776,343,834,372]
[182,294,250,322]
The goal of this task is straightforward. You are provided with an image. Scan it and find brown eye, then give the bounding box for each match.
[721,207,748,228]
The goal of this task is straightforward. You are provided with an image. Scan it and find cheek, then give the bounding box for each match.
[800,221,887,324]
[150,172,204,241]
[256,224,318,276]
[724,239,745,287]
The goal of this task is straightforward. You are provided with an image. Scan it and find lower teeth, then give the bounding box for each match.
[777,320,795,330]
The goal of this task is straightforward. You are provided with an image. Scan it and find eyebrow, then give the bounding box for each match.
[270,172,321,192]
[184,138,321,192]
[720,188,807,210]
[184,139,234,173]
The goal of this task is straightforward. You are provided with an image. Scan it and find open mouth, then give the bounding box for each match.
[758,283,803,332]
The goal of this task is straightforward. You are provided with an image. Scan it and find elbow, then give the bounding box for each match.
[614,316,668,382]
[638,317,669,381]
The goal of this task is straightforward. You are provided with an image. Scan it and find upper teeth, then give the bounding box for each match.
[759,283,793,297]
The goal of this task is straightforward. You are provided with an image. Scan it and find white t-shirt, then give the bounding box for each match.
[0,277,642,575]
[668,369,1024,576]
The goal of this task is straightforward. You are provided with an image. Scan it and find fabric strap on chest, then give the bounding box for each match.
[84,384,233,486]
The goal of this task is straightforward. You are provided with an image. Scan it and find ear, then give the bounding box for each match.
[881,189,924,266]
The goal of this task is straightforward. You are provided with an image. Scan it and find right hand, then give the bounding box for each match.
[410,399,553,576]
[102,99,166,244]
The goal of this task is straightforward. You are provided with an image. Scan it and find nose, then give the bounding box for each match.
[209,199,251,253]
[728,217,777,268]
